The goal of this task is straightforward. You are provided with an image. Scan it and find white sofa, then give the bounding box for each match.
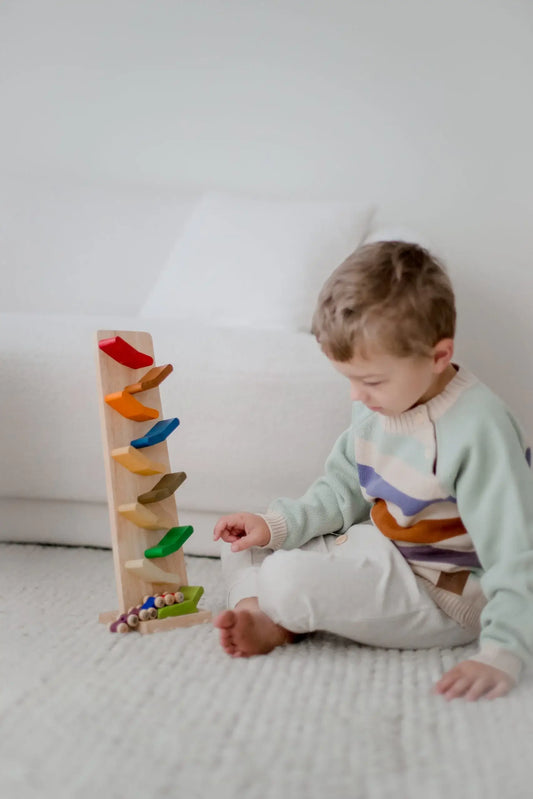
[5,178,532,558]
[0,181,371,555]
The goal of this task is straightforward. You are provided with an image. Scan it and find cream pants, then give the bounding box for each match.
[221,522,478,649]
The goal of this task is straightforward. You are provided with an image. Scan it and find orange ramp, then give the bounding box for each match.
[105,390,159,421]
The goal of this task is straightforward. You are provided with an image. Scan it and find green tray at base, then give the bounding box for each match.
[157,585,204,619]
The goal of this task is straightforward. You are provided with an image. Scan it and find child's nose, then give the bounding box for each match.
[350,383,367,402]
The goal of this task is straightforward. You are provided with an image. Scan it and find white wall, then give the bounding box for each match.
[1,0,532,427]
[1,1,532,198]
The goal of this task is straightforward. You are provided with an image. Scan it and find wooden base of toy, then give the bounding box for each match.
[99,608,212,634]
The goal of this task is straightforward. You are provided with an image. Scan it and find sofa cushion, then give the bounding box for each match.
[140,192,373,332]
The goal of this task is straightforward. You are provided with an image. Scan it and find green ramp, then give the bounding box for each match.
[144,525,194,559]
[157,586,205,619]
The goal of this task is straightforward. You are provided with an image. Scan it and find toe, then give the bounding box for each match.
[214,610,236,630]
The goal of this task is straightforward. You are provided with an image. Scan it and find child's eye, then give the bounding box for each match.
[363,381,382,387]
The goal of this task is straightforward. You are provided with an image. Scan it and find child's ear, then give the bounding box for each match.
[432,338,454,373]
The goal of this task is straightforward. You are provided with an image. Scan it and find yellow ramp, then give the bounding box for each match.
[118,502,174,531]
[111,446,167,475]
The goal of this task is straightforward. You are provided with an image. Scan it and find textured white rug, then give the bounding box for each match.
[1,543,532,799]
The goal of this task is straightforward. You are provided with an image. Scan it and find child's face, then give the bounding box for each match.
[328,342,454,416]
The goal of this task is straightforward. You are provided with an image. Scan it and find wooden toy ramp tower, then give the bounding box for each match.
[96,330,211,634]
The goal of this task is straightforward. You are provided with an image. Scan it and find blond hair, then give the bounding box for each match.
[311,241,456,361]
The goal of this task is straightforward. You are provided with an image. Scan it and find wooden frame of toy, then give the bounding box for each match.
[96,330,211,634]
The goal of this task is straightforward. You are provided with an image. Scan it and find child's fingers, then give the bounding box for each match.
[464,677,493,702]
[215,530,245,544]
[230,537,252,552]
[213,524,227,541]
[442,676,471,700]
[230,529,263,552]
[217,530,243,543]
[484,678,513,700]
[434,667,471,699]
[433,671,457,694]
[435,661,514,701]
[213,515,245,541]
[214,513,270,549]
[465,675,511,701]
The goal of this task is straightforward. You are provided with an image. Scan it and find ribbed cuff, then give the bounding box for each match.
[468,643,524,684]
[257,512,287,550]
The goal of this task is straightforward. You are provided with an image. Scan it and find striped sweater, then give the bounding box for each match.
[262,367,533,682]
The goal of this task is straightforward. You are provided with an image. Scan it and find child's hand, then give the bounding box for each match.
[213,512,271,552]
[433,659,514,701]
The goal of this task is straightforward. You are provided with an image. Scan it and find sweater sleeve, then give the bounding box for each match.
[448,398,533,681]
[262,422,372,550]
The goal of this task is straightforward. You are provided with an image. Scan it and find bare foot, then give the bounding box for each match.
[214,600,294,657]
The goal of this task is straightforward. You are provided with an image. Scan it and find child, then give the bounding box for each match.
[213,240,533,701]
